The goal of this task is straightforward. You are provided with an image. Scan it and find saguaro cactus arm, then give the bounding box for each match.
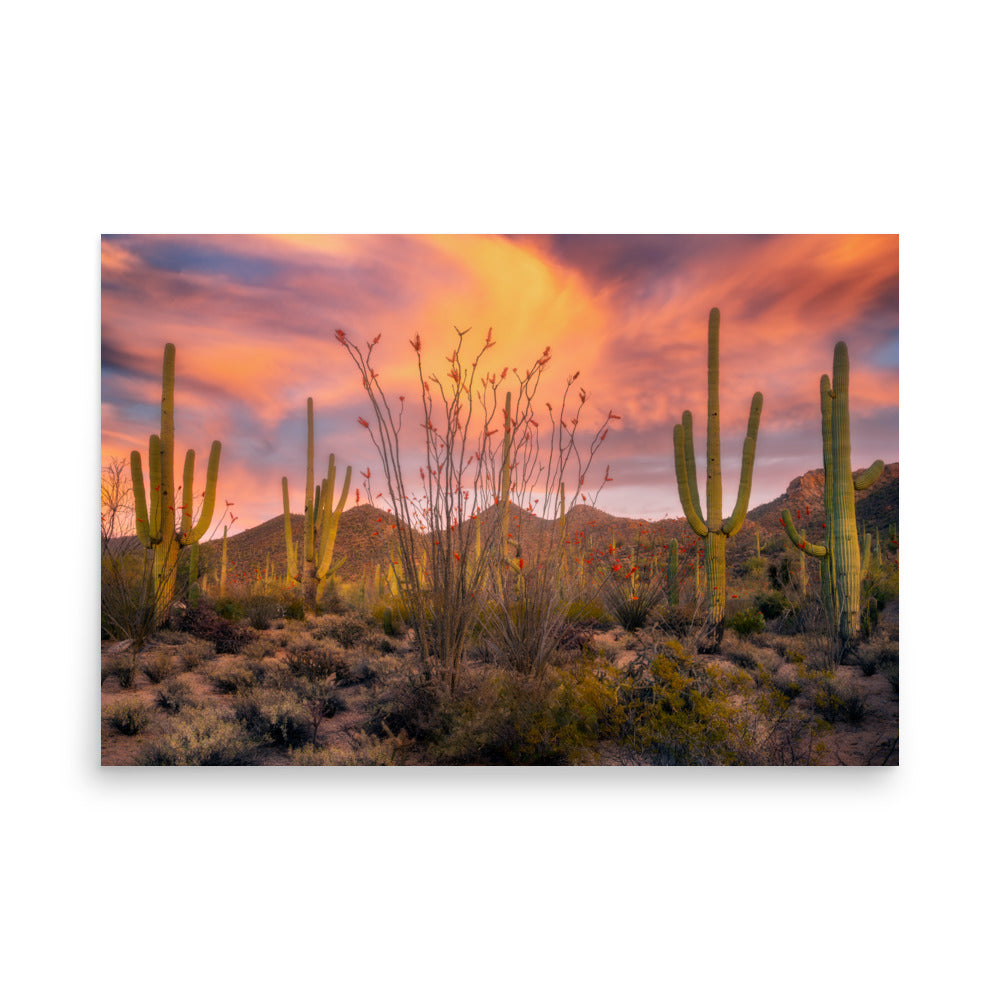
[854,460,885,492]
[722,391,764,536]
[673,419,709,537]
[180,441,221,545]
[780,509,827,558]
[131,445,154,548]
[679,411,705,527]
[317,455,352,580]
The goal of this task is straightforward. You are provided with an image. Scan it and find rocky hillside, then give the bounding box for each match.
[116,463,899,590]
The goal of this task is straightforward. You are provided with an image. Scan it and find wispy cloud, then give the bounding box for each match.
[101,234,898,529]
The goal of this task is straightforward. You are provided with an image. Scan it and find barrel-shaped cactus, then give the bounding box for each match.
[130,343,221,623]
[781,341,883,652]
[673,309,763,648]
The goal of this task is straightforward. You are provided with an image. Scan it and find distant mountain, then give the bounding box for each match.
[106,464,899,589]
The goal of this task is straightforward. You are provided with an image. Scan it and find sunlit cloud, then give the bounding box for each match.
[101,234,898,531]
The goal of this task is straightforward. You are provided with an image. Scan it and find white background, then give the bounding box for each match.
[3,2,995,997]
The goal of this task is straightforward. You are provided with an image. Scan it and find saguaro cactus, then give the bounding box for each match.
[131,343,221,623]
[673,308,763,648]
[281,476,298,585]
[290,398,352,613]
[780,341,883,653]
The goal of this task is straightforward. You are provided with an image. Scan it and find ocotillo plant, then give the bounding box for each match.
[673,308,763,649]
[130,342,222,623]
[289,398,352,613]
[780,341,883,654]
[339,325,615,687]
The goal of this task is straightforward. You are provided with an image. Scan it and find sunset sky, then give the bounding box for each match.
[101,234,898,533]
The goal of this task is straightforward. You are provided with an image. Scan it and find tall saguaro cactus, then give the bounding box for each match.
[673,308,763,648]
[289,398,352,613]
[131,343,222,624]
[781,341,883,654]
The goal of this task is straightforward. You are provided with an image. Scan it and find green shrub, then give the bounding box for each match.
[728,608,766,637]
[365,673,444,744]
[284,598,306,621]
[142,649,177,684]
[142,706,262,765]
[285,643,348,683]
[604,570,663,632]
[607,641,759,765]
[156,676,197,714]
[755,592,791,621]
[431,664,616,765]
[234,690,314,749]
[324,612,369,648]
[175,604,253,654]
[178,638,215,671]
[206,662,257,694]
[655,605,695,638]
[102,654,137,689]
[104,697,151,735]
[564,598,613,629]
[245,595,281,630]
[214,597,244,621]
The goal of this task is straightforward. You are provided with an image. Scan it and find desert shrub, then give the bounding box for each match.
[284,597,306,621]
[655,605,696,638]
[564,598,613,629]
[811,675,866,724]
[213,597,244,621]
[104,697,151,735]
[604,570,663,632]
[205,662,257,694]
[142,706,262,765]
[434,665,616,765]
[241,634,282,661]
[728,607,766,637]
[323,612,369,649]
[234,689,314,749]
[245,594,281,631]
[607,640,760,765]
[756,591,792,621]
[102,653,137,689]
[740,555,767,578]
[285,643,349,683]
[142,649,177,684]
[291,732,413,765]
[773,674,802,700]
[175,604,253,654]
[156,676,198,714]
[364,672,445,743]
[479,581,573,675]
[866,567,899,610]
[177,638,215,671]
[340,652,384,688]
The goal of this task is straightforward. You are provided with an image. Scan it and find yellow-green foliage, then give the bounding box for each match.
[142,706,261,765]
[433,663,617,765]
[607,640,757,764]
